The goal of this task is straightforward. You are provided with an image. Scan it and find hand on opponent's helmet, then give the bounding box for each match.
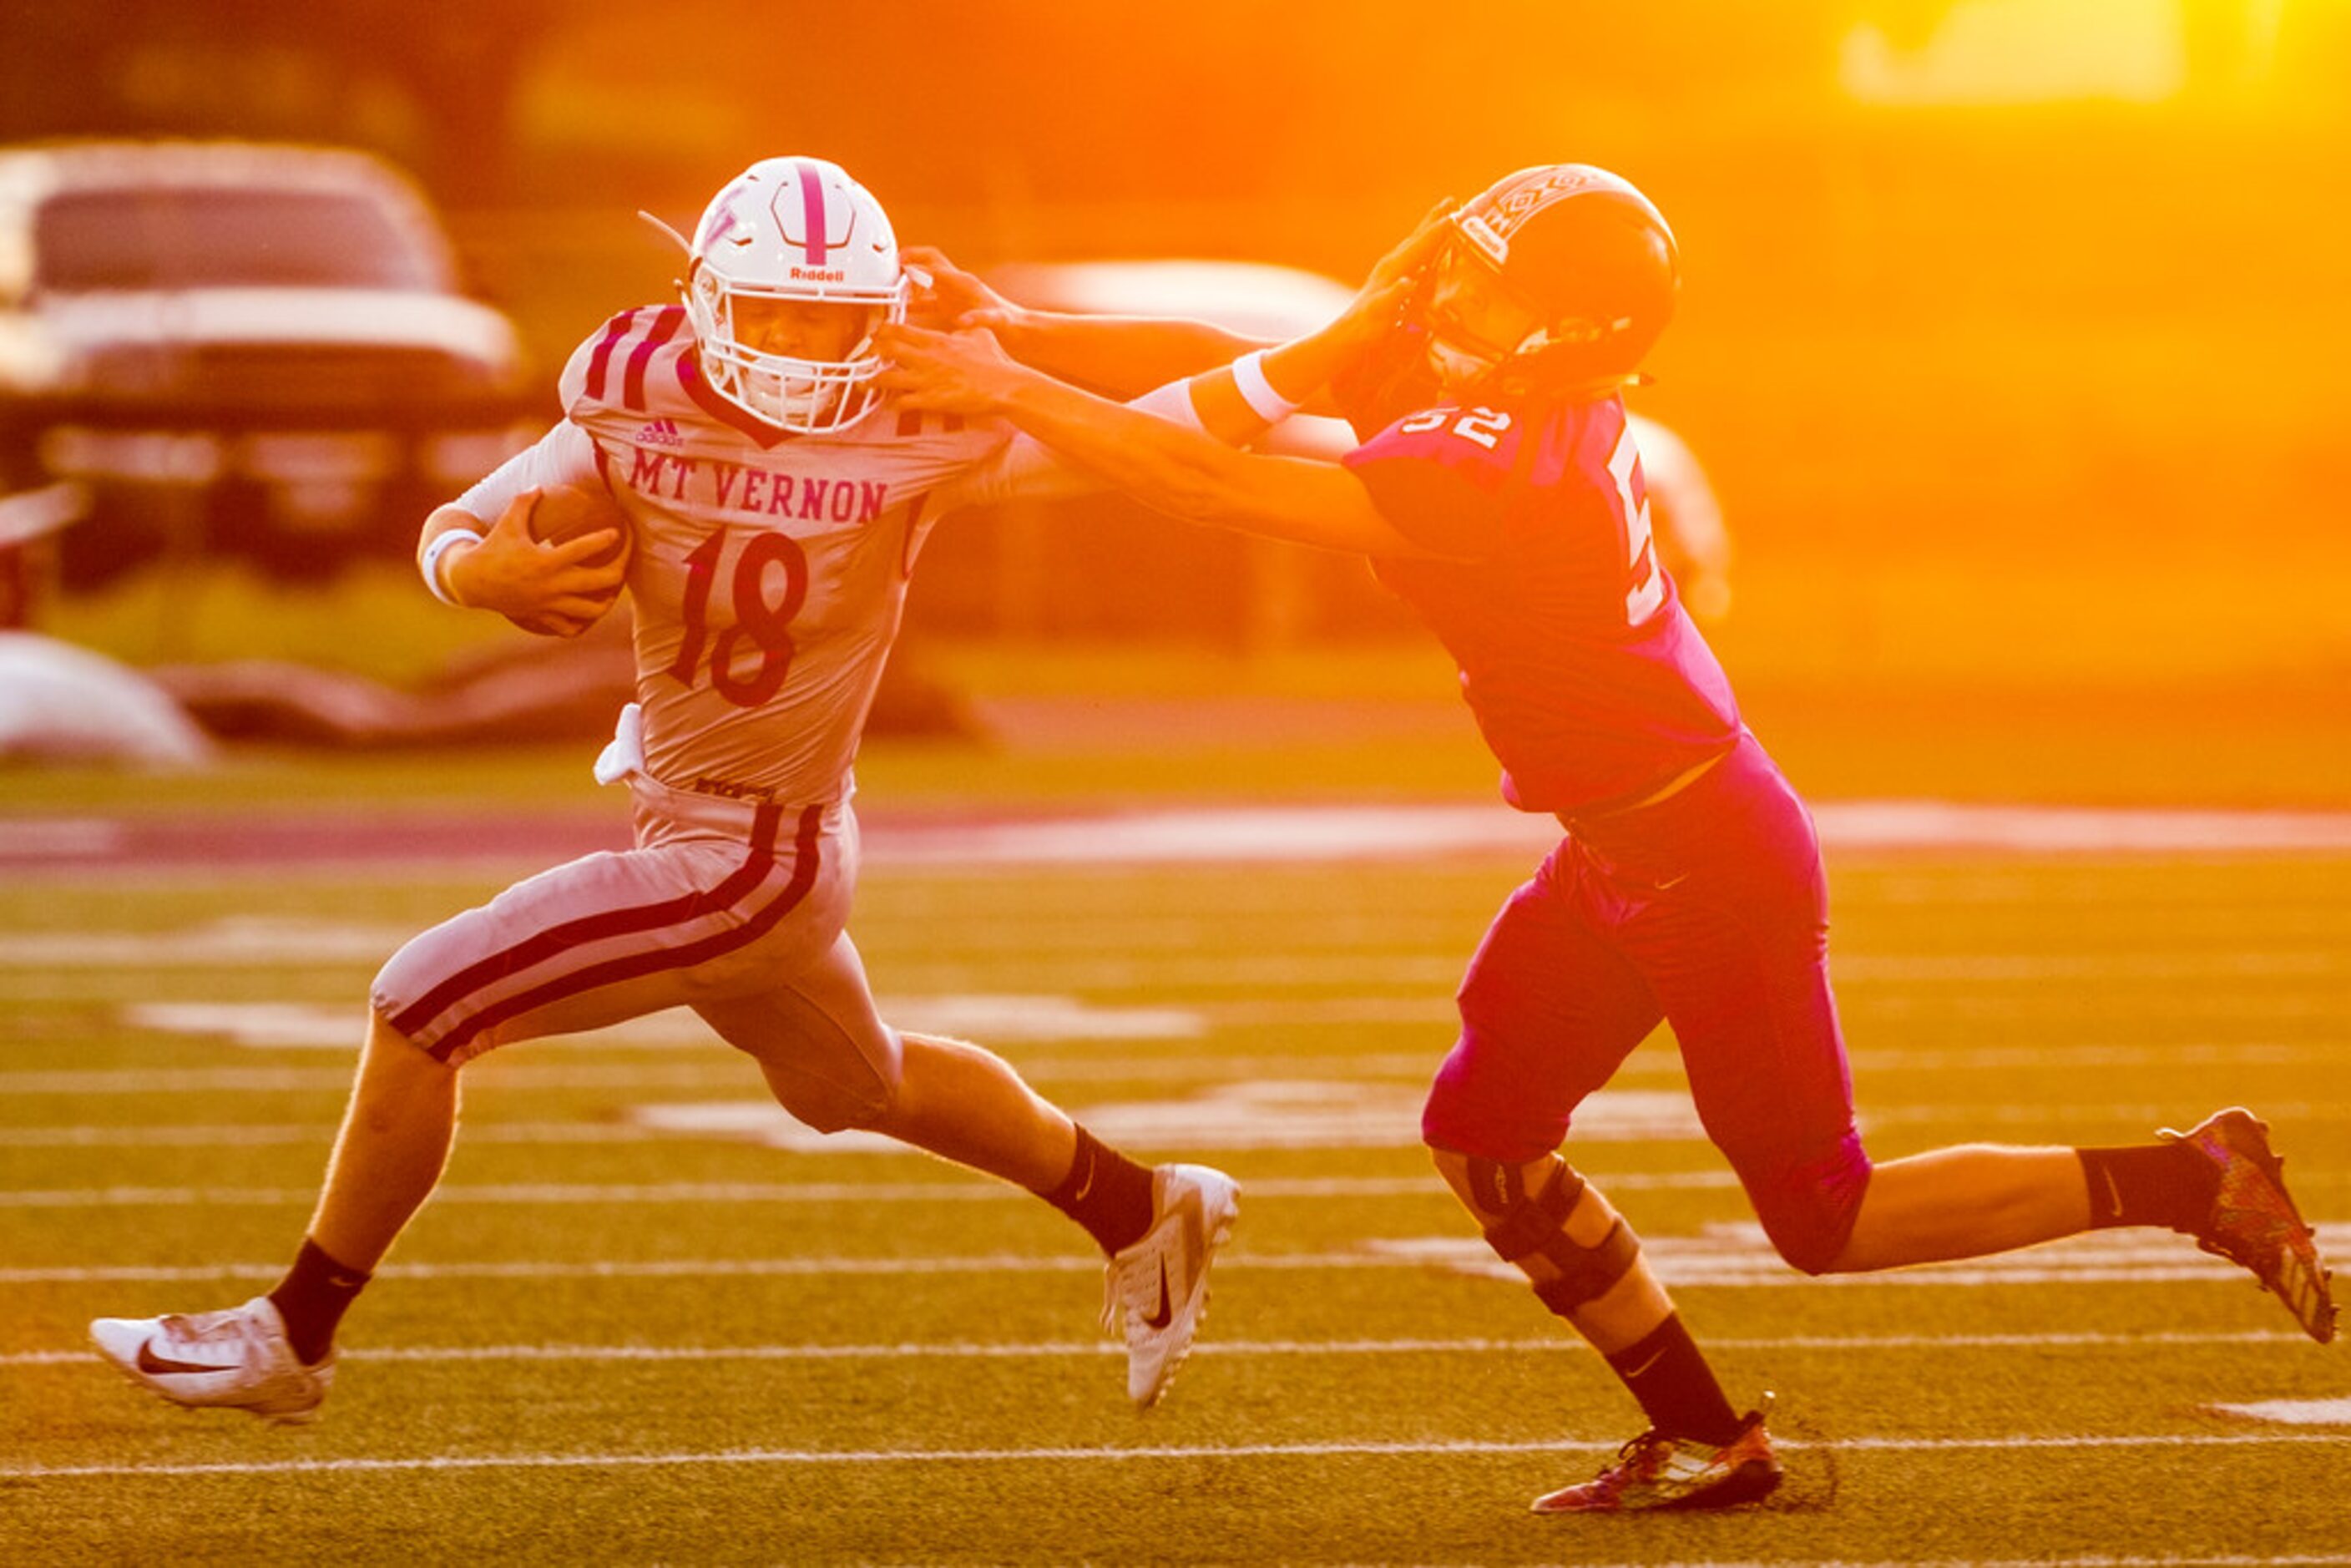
[1320,199,1458,367]
[872,320,1024,416]
[900,245,1021,334]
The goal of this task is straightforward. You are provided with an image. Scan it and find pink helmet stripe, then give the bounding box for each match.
[796,160,829,266]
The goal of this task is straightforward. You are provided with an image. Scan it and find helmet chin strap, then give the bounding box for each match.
[1489,337,1651,400]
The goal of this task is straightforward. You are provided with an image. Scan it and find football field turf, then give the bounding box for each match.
[2,823,2347,1564]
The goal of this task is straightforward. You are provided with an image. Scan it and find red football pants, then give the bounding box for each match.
[1423,731,1872,1273]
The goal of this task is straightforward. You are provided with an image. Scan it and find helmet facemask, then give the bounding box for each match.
[1418,240,1545,392]
[680,156,910,435]
[687,266,904,433]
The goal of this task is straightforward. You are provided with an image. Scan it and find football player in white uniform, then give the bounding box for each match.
[89,157,1245,1424]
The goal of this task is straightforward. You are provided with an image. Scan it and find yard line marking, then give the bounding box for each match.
[0,1064,780,1095]
[0,1183,999,1207]
[11,1225,2346,1287]
[0,1123,675,1148]
[118,996,1204,1049]
[2,1328,2307,1368]
[0,818,124,857]
[1841,1041,2351,1072]
[1813,800,2351,854]
[0,918,411,967]
[862,801,2351,862]
[12,931,2345,989]
[627,1083,1705,1152]
[1368,1222,2351,1290]
[623,1089,2350,1156]
[0,1172,1726,1207]
[1835,952,2348,982]
[11,802,2350,879]
[5,1430,2348,1481]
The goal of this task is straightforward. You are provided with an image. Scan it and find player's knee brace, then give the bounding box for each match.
[1439,1152,1643,1317]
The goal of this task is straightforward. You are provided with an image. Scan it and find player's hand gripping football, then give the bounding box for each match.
[442,490,629,639]
[873,320,1028,416]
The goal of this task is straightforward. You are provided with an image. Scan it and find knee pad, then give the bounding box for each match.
[1439,1151,1643,1316]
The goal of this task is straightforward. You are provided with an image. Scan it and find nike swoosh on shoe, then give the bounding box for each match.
[136,1340,229,1377]
[1143,1260,1174,1329]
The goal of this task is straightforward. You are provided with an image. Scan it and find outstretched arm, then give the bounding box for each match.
[877,323,1438,559]
[880,210,1458,555]
[906,247,1268,398]
[904,205,1450,410]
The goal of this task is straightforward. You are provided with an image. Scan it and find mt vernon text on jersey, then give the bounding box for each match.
[624,444,891,522]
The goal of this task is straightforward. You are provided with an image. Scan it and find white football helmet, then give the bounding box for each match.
[682,156,907,433]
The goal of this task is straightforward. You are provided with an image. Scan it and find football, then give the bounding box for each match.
[506,484,634,635]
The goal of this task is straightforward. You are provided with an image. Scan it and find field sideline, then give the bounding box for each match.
[1,787,2346,1564]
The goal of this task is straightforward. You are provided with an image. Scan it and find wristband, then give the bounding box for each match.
[420,528,484,607]
[1230,350,1301,423]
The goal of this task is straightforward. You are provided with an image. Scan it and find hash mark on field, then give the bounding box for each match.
[5,1431,2348,1481]
[2207,1398,2351,1426]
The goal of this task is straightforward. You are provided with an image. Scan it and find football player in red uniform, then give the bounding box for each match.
[89,157,1244,1424]
[877,164,2339,1513]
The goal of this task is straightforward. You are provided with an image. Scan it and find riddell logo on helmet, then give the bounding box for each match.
[790,266,847,282]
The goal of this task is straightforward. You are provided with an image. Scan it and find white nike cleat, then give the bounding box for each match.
[1100,1162,1240,1409]
[89,1296,333,1424]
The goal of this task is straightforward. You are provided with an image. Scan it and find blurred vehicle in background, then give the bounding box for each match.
[0,139,536,588]
[912,260,1730,649]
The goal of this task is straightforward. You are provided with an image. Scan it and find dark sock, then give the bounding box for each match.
[1605,1314,1745,1447]
[2077,1142,2220,1231]
[1039,1125,1158,1256]
[268,1238,372,1365]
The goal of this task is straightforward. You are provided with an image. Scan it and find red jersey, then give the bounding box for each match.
[1342,393,1741,815]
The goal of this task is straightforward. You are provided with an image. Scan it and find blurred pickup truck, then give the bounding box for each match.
[0,139,536,587]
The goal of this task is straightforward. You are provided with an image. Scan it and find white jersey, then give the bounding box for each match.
[460,304,1084,805]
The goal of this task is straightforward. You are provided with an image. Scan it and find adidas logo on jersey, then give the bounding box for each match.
[635,417,686,448]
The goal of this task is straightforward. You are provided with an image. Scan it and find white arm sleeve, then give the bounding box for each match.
[929,378,1206,515]
[453,421,604,521]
